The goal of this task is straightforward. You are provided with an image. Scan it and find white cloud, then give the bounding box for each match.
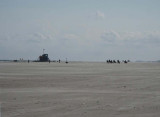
[63,34,79,40]
[29,32,53,43]
[96,11,105,19]
[2,32,54,43]
[101,30,120,43]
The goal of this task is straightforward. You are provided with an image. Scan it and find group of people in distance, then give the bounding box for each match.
[106,60,130,64]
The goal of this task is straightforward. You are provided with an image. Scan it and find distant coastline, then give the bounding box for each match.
[0,59,160,63]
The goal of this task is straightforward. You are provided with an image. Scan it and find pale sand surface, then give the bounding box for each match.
[0,62,160,117]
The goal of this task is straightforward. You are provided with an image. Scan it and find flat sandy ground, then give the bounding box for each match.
[0,62,160,117]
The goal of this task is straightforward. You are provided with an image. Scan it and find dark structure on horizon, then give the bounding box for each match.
[39,54,49,62]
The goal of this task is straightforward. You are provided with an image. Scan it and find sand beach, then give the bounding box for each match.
[0,62,160,117]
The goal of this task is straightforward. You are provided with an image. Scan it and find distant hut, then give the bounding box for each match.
[39,54,49,62]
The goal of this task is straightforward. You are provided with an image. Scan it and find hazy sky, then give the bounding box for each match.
[0,0,160,61]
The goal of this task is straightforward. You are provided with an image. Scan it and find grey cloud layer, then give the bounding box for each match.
[100,31,160,46]
[0,30,160,60]
[1,30,160,46]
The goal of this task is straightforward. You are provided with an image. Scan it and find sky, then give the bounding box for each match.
[0,0,160,61]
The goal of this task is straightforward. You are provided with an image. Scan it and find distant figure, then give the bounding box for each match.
[110,60,113,63]
[28,60,30,63]
[124,60,127,64]
[65,58,68,64]
[113,60,116,63]
[117,60,120,64]
[59,59,61,63]
[49,60,50,63]
[106,60,109,63]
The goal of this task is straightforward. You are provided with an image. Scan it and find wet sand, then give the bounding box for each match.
[1,62,160,117]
